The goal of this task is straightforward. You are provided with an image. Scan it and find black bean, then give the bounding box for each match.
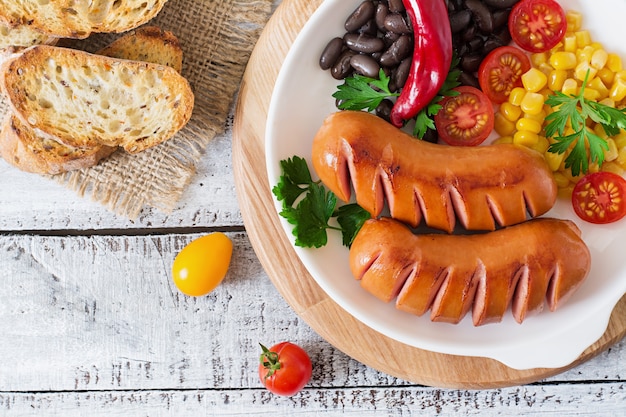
[461,53,483,72]
[491,9,510,30]
[384,13,412,34]
[375,99,394,122]
[375,3,389,31]
[344,33,385,54]
[464,0,494,33]
[379,35,412,67]
[350,54,381,78]
[345,1,376,32]
[422,128,439,144]
[467,36,484,52]
[462,23,477,43]
[319,37,344,70]
[331,50,356,80]
[391,57,412,91]
[449,10,472,33]
[459,71,480,88]
[383,31,401,47]
[388,0,405,13]
[482,35,506,55]
[482,0,520,9]
[358,18,378,36]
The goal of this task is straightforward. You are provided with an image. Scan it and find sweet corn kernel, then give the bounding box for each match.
[531,52,548,67]
[562,34,577,52]
[524,110,547,123]
[494,113,516,136]
[549,51,577,70]
[613,130,626,148]
[588,77,609,99]
[499,102,522,122]
[591,49,608,70]
[574,61,597,82]
[597,67,615,86]
[605,138,619,161]
[600,161,624,175]
[548,69,568,91]
[545,150,565,171]
[566,10,583,32]
[593,123,609,139]
[553,172,571,188]
[615,70,626,82]
[575,30,592,47]
[532,135,550,153]
[558,185,574,199]
[607,53,623,72]
[492,136,513,145]
[516,117,543,134]
[577,45,596,64]
[522,68,548,92]
[599,97,616,108]
[616,146,626,168]
[582,87,601,101]
[610,78,626,102]
[520,92,545,115]
[508,87,526,106]
[513,130,539,147]
[561,78,578,96]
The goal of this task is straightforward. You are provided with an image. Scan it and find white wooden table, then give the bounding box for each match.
[0,5,624,417]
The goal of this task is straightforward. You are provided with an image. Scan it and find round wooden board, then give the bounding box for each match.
[232,0,626,389]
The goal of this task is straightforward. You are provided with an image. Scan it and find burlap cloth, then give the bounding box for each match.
[0,0,273,219]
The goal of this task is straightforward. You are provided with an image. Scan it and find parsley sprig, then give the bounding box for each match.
[272,156,370,248]
[545,70,626,176]
[331,56,461,139]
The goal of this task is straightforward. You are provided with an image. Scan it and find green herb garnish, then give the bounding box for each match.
[331,56,461,139]
[545,70,626,176]
[272,156,370,248]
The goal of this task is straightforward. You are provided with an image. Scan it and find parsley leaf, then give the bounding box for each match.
[544,70,617,177]
[272,156,371,248]
[332,55,460,139]
[333,70,398,112]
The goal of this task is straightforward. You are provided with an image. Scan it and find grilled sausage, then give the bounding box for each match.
[349,217,591,325]
[311,111,558,233]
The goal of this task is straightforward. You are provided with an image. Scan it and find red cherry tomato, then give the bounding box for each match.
[572,172,626,224]
[508,0,567,53]
[259,342,312,396]
[434,86,495,146]
[478,46,531,104]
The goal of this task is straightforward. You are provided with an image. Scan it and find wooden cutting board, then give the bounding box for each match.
[231,0,626,389]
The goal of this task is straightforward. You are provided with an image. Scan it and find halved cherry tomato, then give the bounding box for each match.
[434,86,494,146]
[508,0,567,53]
[478,46,531,104]
[572,172,626,224]
[171,232,233,296]
[259,342,312,396]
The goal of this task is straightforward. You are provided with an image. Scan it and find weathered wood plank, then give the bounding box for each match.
[0,130,242,231]
[0,383,624,416]
[0,233,623,394]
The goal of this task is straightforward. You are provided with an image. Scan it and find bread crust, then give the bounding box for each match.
[1,44,194,153]
[0,0,169,39]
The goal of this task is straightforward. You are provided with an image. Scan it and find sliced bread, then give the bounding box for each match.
[1,44,194,153]
[0,114,116,175]
[0,27,186,174]
[96,26,183,74]
[1,21,58,59]
[0,0,169,39]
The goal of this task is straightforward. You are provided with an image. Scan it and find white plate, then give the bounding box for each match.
[265,0,626,370]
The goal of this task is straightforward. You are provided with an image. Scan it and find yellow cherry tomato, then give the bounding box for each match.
[172,232,233,296]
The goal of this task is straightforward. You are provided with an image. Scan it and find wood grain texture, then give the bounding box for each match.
[231,0,626,389]
[1,383,625,416]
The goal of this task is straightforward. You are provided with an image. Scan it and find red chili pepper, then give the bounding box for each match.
[389,0,453,128]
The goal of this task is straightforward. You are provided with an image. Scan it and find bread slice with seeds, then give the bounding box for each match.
[0,27,186,174]
[97,26,183,73]
[0,114,117,174]
[1,21,58,60]
[0,0,169,39]
[1,44,194,153]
